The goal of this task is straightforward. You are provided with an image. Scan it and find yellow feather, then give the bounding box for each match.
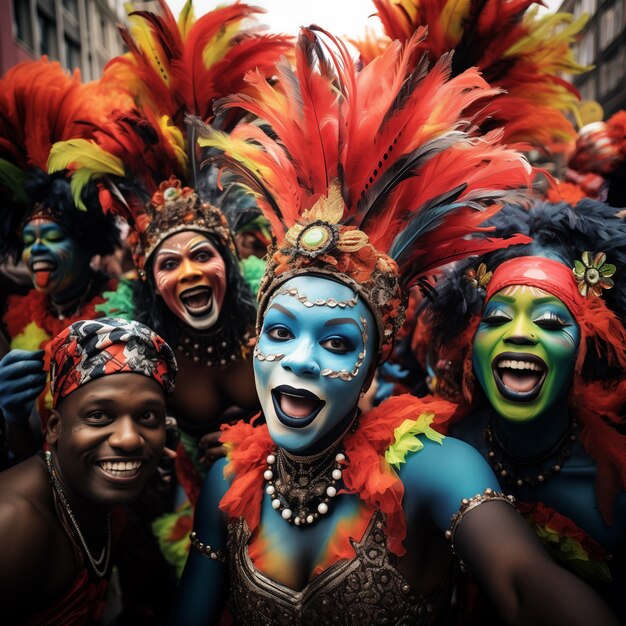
[159,116,188,168]
[48,139,125,210]
[177,0,196,39]
[202,20,242,70]
[440,0,471,45]
[126,4,171,87]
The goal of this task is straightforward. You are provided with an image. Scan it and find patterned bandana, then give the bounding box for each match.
[50,318,177,407]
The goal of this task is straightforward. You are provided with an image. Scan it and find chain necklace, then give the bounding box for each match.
[484,418,578,488]
[264,441,346,527]
[45,451,111,577]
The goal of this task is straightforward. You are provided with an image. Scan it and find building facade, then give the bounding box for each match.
[1,0,126,78]
[559,0,626,118]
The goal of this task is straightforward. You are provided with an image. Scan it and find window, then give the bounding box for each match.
[13,0,34,49]
[64,35,81,71]
[62,0,79,13]
[37,10,58,59]
[578,29,595,66]
[600,1,624,50]
[581,0,597,15]
[599,47,626,96]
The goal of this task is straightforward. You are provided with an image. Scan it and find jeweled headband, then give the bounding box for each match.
[256,194,405,353]
[132,177,237,278]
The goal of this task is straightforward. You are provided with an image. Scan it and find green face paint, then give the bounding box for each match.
[472,286,580,422]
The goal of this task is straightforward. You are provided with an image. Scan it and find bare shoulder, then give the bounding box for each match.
[0,458,57,582]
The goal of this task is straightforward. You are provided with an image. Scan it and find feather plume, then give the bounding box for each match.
[352,0,590,151]
[104,1,292,129]
[204,26,533,289]
[47,139,126,210]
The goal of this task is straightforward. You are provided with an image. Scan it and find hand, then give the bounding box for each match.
[0,350,46,425]
[198,431,227,468]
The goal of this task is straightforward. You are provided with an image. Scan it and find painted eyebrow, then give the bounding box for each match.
[324,317,362,330]
[532,296,563,305]
[267,303,296,319]
[155,247,181,257]
[489,295,515,304]
[189,240,214,252]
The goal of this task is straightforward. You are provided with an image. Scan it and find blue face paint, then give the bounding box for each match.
[21,219,91,300]
[255,275,377,453]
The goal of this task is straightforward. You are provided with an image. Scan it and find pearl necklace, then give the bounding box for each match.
[264,445,346,527]
[484,419,578,488]
[45,451,111,578]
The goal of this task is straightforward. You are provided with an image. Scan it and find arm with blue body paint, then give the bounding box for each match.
[401,436,618,626]
[169,456,230,626]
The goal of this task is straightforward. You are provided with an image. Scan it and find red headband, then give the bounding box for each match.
[485,256,580,313]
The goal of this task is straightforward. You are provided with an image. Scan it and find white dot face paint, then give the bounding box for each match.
[153,231,227,331]
[254,275,377,453]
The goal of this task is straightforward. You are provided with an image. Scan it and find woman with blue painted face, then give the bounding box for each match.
[171,28,618,625]
[416,199,626,619]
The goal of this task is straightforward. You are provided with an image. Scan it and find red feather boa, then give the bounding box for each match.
[219,394,458,565]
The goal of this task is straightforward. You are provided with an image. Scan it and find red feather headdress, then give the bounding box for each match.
[197,26,533,355]
[0,57,126,261]
[351,0,590,153]
[48,0,291,273]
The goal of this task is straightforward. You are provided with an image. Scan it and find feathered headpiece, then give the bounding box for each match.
[351,0,589,152]
[416,199,626,521]
[197,26,533,355]
[48,0,291,274]
[0,58,121,262]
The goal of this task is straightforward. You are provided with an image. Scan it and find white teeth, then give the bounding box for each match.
[497,359,543,371]
[99,460,142,472]
[32,261,54,271]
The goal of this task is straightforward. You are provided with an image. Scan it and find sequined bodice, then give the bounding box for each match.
[227,510,451,626]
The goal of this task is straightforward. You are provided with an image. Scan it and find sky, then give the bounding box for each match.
[164,0,564,39]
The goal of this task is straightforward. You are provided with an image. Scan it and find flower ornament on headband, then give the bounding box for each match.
[573,252,616,298]
[465,263,493,291]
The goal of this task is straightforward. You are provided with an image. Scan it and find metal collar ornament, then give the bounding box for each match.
[133,177,237,277]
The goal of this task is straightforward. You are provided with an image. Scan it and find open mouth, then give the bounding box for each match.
[179,286,213,317]
[30,259,57,288]
[271,385,326,428]
[492,352,547,402]
[96,459,144,482]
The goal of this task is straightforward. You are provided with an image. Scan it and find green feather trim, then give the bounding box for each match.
[239,255,266,298]
[384,412,445,469]
[95,279,136,320]
[152,502,193,579]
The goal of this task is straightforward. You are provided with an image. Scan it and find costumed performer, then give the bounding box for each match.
[48,0,291,575]
[171,26,617,625]
[414,199,626,618]
[0,58,122,464]
[0,317,177,625]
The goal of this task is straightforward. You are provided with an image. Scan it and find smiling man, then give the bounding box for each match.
[0,317,177,624]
